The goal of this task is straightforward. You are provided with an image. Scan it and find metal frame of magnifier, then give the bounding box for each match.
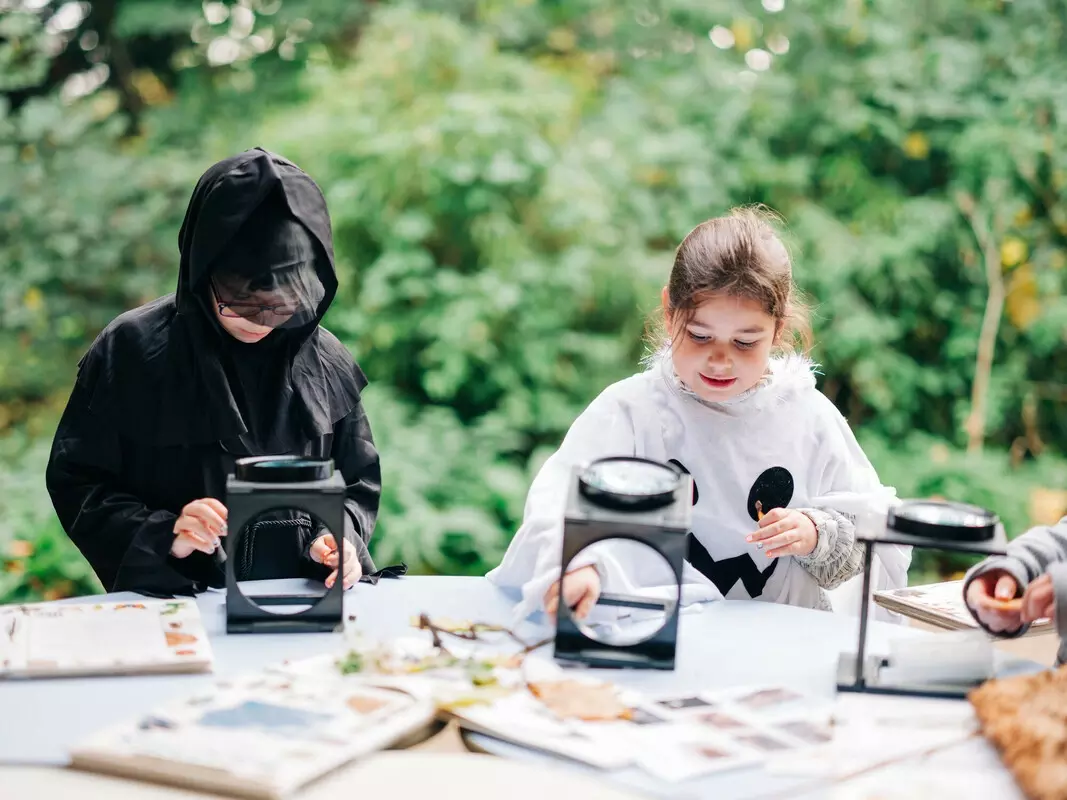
[224,469,346,634]
[553,464,693,670]
[837,505,1007,700]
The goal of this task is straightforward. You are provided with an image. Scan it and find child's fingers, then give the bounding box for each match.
[174,521,217,550]
[177,529,217,554]
[756,507,788,528]
[747,518,792,544]
[754,527,801,556]
[1022,582,1054,622]
[199,497,229,521]
[185,501,227,532]
[309,538,329,563]
[573,587,598,619]
[993,574,1018,600]
[764,541,805,558]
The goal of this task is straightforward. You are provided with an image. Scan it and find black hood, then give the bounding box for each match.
[177,148,336,325]
[79,148,365,449]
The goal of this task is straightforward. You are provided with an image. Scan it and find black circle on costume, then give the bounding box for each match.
[667,459,699,505]
[747,467,795,521]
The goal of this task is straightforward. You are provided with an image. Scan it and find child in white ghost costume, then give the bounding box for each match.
[488,209,910,623]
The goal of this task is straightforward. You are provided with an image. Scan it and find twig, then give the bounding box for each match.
[521,636,554,655]
[415,614,552,657]
[956,186,1006,454]
[417,613,447,652]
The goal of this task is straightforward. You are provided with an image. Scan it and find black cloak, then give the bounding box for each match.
[46,148,381,596]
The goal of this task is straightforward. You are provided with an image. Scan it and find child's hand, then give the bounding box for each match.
[310,533,362,589]
[171,498,228,559]
[965,569,1023,632]
[544,565,601,620]
[1021,574,1055,624]
[746,508,817,558]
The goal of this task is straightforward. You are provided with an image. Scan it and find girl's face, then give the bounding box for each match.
[663,289,780,402]
[211,283,275,344]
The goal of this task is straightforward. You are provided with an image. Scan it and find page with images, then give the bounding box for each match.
[0,599,212,678]
[874,581,1053,634]
[71,665,438,799]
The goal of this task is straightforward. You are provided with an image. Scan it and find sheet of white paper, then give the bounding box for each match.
[28,608,167,666]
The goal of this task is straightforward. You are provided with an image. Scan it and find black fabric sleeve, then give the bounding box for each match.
[45,376,200,596]
[300,400,380,578]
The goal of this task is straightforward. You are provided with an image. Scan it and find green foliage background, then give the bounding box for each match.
[2,0,1067,599]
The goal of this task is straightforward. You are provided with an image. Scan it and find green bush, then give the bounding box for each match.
[3,1,1067,598]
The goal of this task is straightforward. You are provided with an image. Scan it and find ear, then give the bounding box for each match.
[772,318,785,345]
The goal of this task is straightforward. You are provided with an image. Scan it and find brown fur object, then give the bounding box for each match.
[969,665,1067,800]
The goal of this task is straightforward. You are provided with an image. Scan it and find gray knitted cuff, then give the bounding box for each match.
[795,508,837,567]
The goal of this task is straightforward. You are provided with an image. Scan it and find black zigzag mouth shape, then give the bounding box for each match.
[686,534,778,597]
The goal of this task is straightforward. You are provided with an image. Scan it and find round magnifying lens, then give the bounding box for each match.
[887,499,999,543]
[562,540,678,647]
[578,457,682,511]
[235,456,334,483]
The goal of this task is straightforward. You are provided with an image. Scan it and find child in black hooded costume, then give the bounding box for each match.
[46,149,380,596]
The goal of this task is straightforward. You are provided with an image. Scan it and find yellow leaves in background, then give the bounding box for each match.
[131,70,173,106]
[1005,263,1040,329]
[7,541,33,559]
[1000,236,1028,268]
[999,236,1042,328]
[90,90,121,122]
[23,287,43,311]
[902,132,929,160]
[635,166,669,186]
[1029,488,1067,527]
[547,28,577,53]
[731,19,755,50]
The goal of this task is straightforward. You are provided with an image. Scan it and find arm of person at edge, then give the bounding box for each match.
[964,516,1067,662]
[302,401,381,589]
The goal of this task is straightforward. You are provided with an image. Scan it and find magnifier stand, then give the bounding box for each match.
[837,517,1006,700]
[225,468,347,634]
[554,459,692,671]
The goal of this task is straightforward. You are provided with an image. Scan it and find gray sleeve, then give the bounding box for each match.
[963,516,1067,637]
[794,508,865,590]
[1050,562,1067,664]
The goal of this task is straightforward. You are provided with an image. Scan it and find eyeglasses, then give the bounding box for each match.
[212,280,298,320]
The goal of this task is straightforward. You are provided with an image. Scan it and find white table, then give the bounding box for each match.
[0,577,1031,798]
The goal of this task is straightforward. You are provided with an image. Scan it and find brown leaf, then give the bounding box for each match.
[528,680,632,721]
[970,665,1067,800]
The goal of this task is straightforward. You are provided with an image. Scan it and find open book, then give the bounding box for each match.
[70,668,437,800]
[0,598,213,679]
[874,580,1053,636]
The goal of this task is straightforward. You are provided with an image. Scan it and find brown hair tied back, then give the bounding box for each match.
[661,206,812,354]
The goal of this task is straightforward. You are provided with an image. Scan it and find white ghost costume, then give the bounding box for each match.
[487,351,910,624]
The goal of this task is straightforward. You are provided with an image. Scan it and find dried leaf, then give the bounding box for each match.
[528,680,632,721]
[970,665,1067,800]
